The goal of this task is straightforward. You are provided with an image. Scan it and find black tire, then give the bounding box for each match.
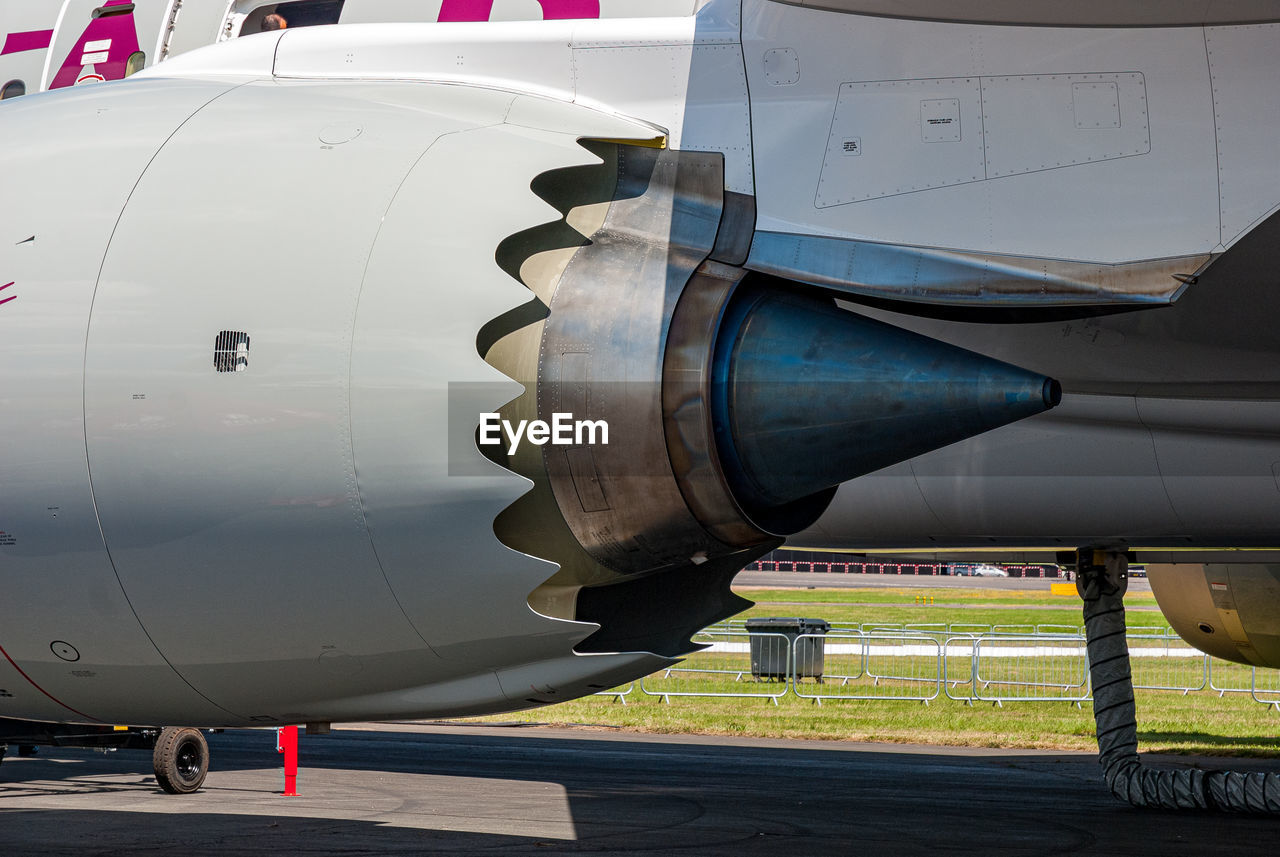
[153,727,209,794]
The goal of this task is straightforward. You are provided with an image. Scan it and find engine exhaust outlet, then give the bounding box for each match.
[707,283,1060,531]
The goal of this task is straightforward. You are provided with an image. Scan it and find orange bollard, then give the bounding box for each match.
[276,725,299,796]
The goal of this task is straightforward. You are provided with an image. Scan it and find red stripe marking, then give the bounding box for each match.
[0,641,100,721]
[1,29,54,55]
[0,296,14,306]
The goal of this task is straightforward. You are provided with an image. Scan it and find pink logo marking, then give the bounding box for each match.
[0,282,15,307]
[438,0,601,22]
[49,0,140,90]
[1,29,54,56]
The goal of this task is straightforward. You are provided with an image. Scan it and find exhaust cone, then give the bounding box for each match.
[712,288,1060,519]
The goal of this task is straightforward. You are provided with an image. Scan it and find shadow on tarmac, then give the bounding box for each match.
[2,725,1277,856]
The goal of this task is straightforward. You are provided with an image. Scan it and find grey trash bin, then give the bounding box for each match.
[744,617,831,682]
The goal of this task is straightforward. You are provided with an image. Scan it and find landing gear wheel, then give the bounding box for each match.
[152,727,209,794]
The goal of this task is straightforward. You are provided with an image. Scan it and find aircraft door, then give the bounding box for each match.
[43,0,176,91]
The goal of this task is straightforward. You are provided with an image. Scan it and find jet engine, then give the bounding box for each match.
[0,65,1055,725]
[1148,564,1280,668]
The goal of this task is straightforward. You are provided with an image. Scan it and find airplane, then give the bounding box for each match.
[2,0,1279,807]
[0,1,707,100]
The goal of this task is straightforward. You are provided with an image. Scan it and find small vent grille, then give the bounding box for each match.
[214,331,250,373]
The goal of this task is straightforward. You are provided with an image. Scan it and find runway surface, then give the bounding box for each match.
[1,721,1273,855]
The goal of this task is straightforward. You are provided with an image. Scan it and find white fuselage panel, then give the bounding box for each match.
[743,2,1279,264]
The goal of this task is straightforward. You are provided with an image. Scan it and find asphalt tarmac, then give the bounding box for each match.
[1,721,1274,855]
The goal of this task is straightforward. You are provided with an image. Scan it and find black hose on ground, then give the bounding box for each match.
[1079,551,1280,812]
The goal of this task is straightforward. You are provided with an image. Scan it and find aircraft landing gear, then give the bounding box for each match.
[152,726,210,795]
[0,719,214,794]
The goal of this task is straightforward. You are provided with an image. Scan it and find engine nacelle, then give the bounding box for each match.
[1148,564,1280,668]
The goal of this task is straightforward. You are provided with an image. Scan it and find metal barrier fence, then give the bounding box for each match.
[593,683,635,704]
[1128,634,1208,694]
[1209,658,1258,696]
[972,635,1091,705]
[991,624,1036,636]
[1205,661,1280,709]
[617,627,1278,709]
[640,631,793,705]
[948,624,994,636]
[793,633,942,704]
[957,631,1208,704]
[1252,668,1280,710]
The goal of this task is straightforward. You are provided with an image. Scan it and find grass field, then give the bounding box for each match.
[733,589,1159,632]
[467,583,1280,757]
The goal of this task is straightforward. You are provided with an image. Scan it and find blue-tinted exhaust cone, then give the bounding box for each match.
[712,288,1060,524]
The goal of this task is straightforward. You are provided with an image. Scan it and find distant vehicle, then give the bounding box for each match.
[949,564,1009,577]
